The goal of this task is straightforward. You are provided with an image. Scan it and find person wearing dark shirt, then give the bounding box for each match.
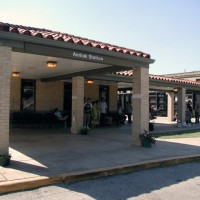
[186,100,192,124]
[83,98,92,129]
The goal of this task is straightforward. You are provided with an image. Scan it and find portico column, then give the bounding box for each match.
[177,88,186,123]
[132,67,149,146]
[0,46,12,154]
[71,76,84,134]
[167,91,174,121]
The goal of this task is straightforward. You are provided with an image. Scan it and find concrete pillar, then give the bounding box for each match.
[177,88,186,122]
[167,91,174,121]
[71,76,84,134]
[132,67,149,146]
[0,46,12,154]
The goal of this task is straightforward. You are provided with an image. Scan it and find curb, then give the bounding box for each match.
[0,155,200,194]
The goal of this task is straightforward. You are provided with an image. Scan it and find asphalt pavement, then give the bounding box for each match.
[1,162,199,200]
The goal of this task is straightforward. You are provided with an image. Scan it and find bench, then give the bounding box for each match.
[11,111,68,128]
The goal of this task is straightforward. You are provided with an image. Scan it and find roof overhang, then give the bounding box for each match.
[2,23,198,92]
[149,78,200,91]
[108,74,200,91]
[0,30,154,82]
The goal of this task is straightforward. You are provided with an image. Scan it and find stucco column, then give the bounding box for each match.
[167,91,174,121]
[71,76,84,134]
[177,88,186,123]
[0,46,12,154]
[132,67,149,146]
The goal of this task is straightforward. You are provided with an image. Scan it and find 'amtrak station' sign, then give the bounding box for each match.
[73,52,104,61]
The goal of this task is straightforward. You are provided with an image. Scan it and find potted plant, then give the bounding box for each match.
[140,130,156,147]
[80,127,88,135]
[0,154,11,166]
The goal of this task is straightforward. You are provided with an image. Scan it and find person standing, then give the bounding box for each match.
[118,103,126,124]
[187,100,192,113]
[95,100,101,124]
[186,100,192,124]
[99,97,108,126]
[125,102,132,123]
[83,98,92,129]
[91,101,99,127]
[194,100,200,124]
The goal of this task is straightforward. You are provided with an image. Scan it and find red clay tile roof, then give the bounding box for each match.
[149,74,200,85]
[115,70,200,86]
[0,22,151,59]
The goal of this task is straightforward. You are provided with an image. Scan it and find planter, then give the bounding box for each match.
[140,130,156,148]
[80,128,88,135]
[149,122,154,131]
[0,155,11,166]
[141,139,152,147]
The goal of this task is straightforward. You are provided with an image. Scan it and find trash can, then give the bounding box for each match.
[149,122,154,131]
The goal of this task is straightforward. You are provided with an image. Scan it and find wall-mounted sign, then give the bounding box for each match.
[73,52,104,61]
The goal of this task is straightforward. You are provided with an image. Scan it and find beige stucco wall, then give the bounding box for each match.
[84,82,118,111]
[36,80,64,111]
[109,83,118,111]
[84,82,99,102]
[10,79,118,112]
[10,79,64,111]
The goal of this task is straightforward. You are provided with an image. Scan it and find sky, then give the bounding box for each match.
[0,0,200,75]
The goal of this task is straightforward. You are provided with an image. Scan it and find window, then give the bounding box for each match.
[99,85,109,110]
[20,79,36,111]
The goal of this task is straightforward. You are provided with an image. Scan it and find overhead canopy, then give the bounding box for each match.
[0,22,154,82]
[115,71,200,91]
[1,22,199,92]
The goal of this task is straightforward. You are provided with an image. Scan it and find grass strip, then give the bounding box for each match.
[153,130,200,139]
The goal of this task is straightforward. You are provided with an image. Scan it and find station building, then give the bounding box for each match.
[1,22,200,156]
[0,22,155,155]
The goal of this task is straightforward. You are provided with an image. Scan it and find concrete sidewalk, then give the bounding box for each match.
[0,117,200,193]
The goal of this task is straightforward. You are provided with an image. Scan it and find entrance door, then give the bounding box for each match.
[99,85,109,111]
[64,82,72,127]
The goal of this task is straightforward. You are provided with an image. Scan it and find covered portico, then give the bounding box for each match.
[0,22,154,155]
[149,75,200,122]
[115,71,200,123]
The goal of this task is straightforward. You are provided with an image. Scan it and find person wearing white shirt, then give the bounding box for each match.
[100,97,108,126]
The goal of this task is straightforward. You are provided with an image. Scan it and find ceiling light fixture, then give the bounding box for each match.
[12,71,20,77]
[87,80,94,84]
[47,61,57,68]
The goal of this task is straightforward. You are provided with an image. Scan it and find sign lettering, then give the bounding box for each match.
[73,52,103,61]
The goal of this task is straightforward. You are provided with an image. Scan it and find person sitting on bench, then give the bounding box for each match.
[54,108,68,127]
